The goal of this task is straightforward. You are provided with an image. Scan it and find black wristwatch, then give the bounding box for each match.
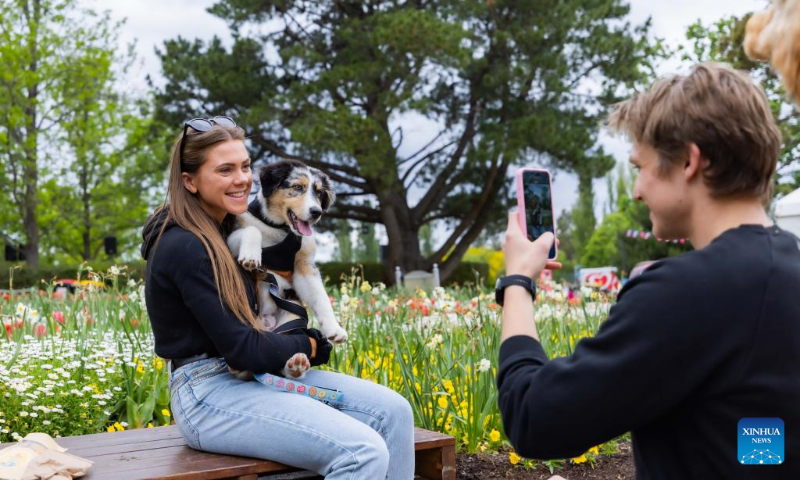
[495,275,536,307]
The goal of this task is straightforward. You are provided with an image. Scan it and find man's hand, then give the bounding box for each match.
[502,210,562,278]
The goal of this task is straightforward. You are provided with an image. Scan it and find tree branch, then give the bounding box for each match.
[398,130,447,165]
[431,152,506,263]
[325,211,380,223]
[258,139,372,190]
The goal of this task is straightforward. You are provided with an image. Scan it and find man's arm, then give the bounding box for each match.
[501,285,539,342]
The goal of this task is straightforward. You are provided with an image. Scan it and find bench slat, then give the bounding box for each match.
[0,425,455,479]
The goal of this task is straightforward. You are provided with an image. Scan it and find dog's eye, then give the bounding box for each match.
[293,185,304,192]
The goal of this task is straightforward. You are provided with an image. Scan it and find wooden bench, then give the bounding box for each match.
[1,425,455,479]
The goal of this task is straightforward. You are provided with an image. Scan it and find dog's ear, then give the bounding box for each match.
[259,161,293,199]
[311,168,336,211]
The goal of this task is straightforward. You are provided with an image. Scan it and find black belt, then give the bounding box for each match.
[169,353,218,372]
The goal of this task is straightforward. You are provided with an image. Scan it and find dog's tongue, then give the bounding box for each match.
[296,220,312,236]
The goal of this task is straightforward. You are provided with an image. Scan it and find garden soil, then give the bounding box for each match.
[454,442,635,480]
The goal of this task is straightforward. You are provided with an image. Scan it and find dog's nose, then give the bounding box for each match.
[310,208,322,220]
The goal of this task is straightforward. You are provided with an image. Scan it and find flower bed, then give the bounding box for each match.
[0,265,625,474]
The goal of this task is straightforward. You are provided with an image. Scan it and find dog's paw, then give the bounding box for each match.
[320,323,348,344]
[281,352,310,379]
[237,244,262,271]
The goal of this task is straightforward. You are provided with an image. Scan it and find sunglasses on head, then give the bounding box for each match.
[179,115,237,168]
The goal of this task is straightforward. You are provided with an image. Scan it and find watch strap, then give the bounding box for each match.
[495,275,535,306]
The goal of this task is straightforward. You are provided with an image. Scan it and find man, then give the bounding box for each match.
[528,195,545,239]
[495,63,800,479]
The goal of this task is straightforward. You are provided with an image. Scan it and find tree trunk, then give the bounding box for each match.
[379,191,426,285]
[81,153,91,261]
[572,170,597,260]
[21,0,41,270]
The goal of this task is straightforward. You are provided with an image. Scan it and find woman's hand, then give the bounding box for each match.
[502,210,562,278]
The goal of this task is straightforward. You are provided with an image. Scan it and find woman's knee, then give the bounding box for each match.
[384,388,414,425]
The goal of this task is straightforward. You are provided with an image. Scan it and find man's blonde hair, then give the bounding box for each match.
[608,62,781,200]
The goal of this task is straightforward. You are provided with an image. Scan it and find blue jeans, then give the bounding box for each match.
[168,357,415,479]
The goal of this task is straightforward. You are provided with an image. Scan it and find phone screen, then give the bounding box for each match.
[522,170,556,259]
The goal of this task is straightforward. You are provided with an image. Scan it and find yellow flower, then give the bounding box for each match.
[437,396,448,409]
[489,429,500,442]
[147,423,154,428]
[106,425,115,433]
[509,452,521,465]
[572,454,587,464]
[360,281,371,293]
[136,366,145,374]
[113,422,124,432]
[161,409,171,417]
[589,446,599,456]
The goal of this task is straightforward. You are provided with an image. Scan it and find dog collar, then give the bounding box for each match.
[248,199,291,233]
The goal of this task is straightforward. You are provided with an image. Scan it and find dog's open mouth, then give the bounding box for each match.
[288,210,313,236]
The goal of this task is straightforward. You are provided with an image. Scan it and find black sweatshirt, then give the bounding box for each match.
[498,225,800,479]
[141,211,311,374]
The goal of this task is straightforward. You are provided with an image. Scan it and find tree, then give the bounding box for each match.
[38,106,168,264]
[334,218,353,262]
[154,0,657,283]
[419,222,434,257]
[355,221,380,263]
[684,14,800,197]
[580,165,690,272]
[0,0,161,268]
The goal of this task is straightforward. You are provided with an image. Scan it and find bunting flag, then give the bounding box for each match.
[624,229,688,244]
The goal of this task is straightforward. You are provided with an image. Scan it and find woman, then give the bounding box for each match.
[141,116,414,479]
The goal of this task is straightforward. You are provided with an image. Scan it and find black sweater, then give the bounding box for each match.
[498,225,800,479]
[141,212,311,374]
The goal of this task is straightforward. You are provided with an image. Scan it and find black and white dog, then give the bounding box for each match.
[227,159,347,378]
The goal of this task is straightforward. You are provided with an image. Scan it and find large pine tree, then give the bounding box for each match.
[154,0,657,283]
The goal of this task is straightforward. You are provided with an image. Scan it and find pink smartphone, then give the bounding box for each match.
[516,168,558,260]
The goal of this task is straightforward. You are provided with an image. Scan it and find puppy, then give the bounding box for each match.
[227,159,348,379]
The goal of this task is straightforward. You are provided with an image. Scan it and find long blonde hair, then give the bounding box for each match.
[149,124,259,329]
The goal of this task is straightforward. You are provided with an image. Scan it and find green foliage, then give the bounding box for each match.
[462,247,504,284]
[0,262,146,289]
[153,0,660,279]
[318,261,490,288]
[0,0,165,268]
[333,218,354,262]
[420,223,434,257]
[579,167,690,272]
[354,222,380,263]
[683,14,800,197]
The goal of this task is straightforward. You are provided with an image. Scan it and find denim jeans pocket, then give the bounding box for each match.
[188,359,229,388]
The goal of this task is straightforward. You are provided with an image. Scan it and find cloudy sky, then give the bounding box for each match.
[92,0,769,257]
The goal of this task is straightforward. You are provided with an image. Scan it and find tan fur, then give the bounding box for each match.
[745,0,800,99]
[295,250,316,276]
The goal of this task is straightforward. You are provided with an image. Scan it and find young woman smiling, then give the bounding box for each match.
[141,117,414,479]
